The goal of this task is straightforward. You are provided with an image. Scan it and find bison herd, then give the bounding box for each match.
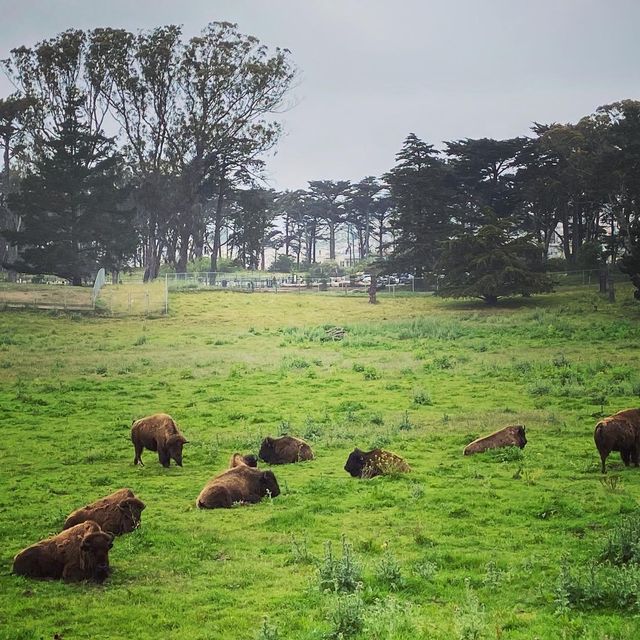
[12,408,640,582]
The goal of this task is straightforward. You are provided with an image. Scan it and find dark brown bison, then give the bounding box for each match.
[131,413,188,467]
[63,489,146,536]
[463,425,527,456]
[12,521,113,582]
[258,436,314,464]
[229,453,258,468]
[344,448,411,478]
[196,465,280,509]
[594,408,640,473]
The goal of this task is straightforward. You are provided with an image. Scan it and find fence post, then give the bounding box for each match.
[165,274,169,314]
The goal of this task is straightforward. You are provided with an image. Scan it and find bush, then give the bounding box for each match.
[375,544,405,590]
[601,512,640,566]
[318,536,363,593]
[326,591,365,639]
[268,254,295,273]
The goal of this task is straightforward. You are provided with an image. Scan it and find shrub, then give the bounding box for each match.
[362,597,417,640]
[454,580,487,640]
[288,535,314,565]
[413,559,438,581]
[363,366,381,380]
[326,591,365,639]
[601,512,640,566]
[412,388,432,405]
[375,544,405,590]
[318,536,363,593]
[256,618,279,640]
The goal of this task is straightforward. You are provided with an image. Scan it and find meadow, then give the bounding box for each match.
[1,286,640,639]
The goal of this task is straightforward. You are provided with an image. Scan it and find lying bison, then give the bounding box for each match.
[463,425,527,456]
[196,465,280,509]
[229,453,258,468]
[258,436,314,464]
[13,521,113,582]
[131,413,188,467]
[594,408,640,473]
[63,489,146,536]
[344,448,411,478]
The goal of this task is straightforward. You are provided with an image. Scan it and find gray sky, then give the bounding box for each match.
[1,0,639,190]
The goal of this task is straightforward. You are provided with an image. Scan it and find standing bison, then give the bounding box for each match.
[63,489,146,536]
[463,425,527,456]
[258,436,314,464]
[12,521,113,582]
[131,413,188,467]
[196,465,280,509]
[594,408,640,473]
[344,448,410,478]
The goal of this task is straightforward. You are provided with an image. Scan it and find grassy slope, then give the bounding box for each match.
[1,287,640,639]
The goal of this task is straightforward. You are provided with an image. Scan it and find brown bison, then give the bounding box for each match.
[229,453,258,468]
[12,521,113,582]
[258,436,314,464]
[594,408,640,473]
[344,448,411,478]
[196,465,280,509]
[131,413,188,467]
[463,425,527,456]
[63,489,146,536]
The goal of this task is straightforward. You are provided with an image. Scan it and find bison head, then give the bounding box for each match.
[260,470,280,498]
[118,497,146,533]
[515,425,527,448]
[344,448,366,477]
[243,454,259,468]
[258,437,276,463]
[167,435,188,467]
[80,531,113,582]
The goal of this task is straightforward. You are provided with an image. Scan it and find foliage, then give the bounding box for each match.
[318,536,363,593]
[437,218,555,304]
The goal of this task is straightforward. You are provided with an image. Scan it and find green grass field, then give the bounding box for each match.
[2,286,640,639]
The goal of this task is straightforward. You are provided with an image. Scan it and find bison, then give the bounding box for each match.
[196,465,280,509]
[12,521,113,582]
[344,448,411,478]
[258,436,314,464]
[463,425,527,456]
[594,408,640,473]
[131,413,188,467]
[229,453,258,468]
[63,489,146,536]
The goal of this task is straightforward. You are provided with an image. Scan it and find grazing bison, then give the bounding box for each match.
[63,489,146,536]
[12,521,113,583]
[594,408,640,474]
[229,453,258,468]
[258,436,314,464]
[463,425,527,456]
[196,465,280,509]
[131,413,188,467]
[344,448,411,478]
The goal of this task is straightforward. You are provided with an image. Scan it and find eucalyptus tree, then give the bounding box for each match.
[174,22,295,274]
[345,176,384,259]
[307,179,350,260]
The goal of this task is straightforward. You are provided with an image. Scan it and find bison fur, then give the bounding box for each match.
[196,465,280,509]
[229,453,259,468]
[594,408,640,474]
[344,448,411,478]
[12,521,113,583]
[463,425,527,456]
[63,489,145,536]
[131,413,188,467]
[258,436,314,464]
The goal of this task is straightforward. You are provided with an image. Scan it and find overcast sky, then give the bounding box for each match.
[1,0,639,191]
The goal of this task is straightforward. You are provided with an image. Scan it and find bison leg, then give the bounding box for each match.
[158,448,170,468]
[600,450,609,474]
[133,443,144,466]
[621,449,631,467]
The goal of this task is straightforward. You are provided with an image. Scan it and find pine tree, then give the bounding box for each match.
[4,97,136,285]
[437,218,554,304]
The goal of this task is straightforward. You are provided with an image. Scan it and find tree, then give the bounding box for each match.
[307,180,350,260]
[3,98,135,285]
[386,134,459,275]
[437,219,554,305]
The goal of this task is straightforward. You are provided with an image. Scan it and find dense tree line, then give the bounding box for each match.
[1,24,639,299]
